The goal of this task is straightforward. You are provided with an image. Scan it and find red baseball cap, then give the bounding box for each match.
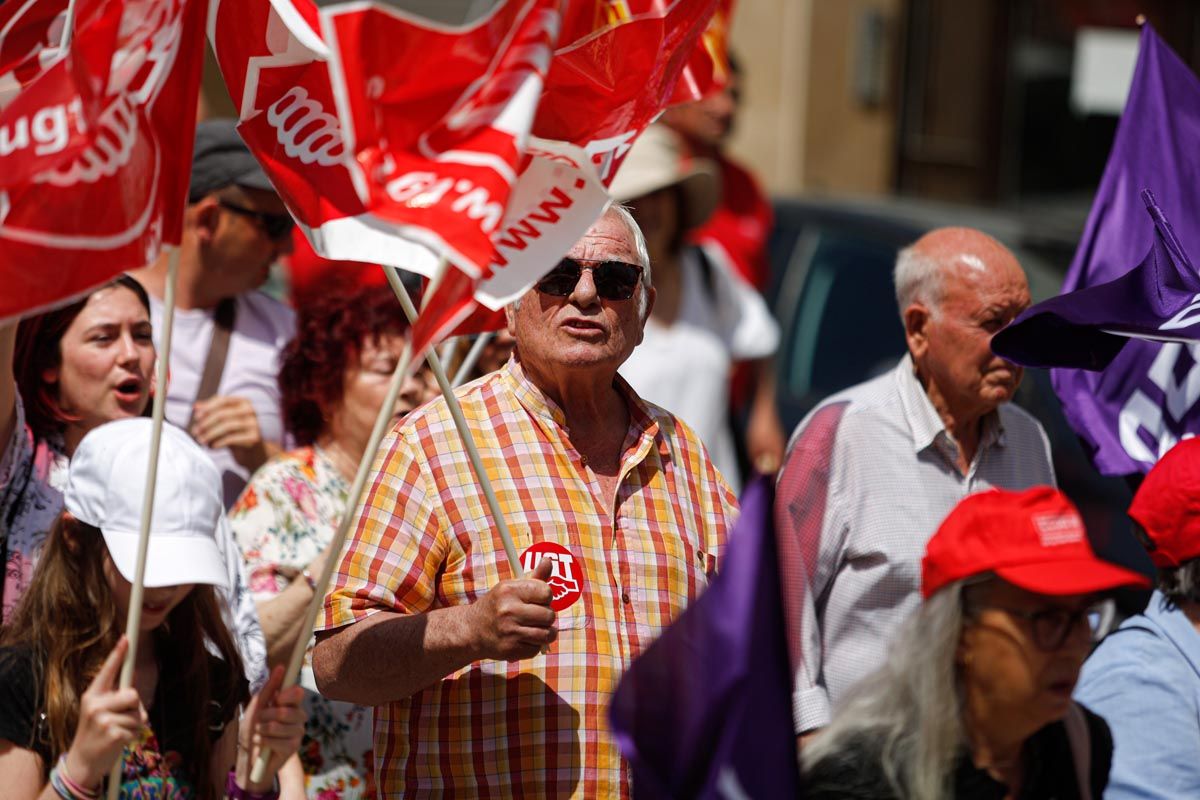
[1129,438,1200,568]
[921,486,1149,598]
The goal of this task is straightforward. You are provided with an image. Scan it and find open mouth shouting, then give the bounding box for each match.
[113,376,144,406]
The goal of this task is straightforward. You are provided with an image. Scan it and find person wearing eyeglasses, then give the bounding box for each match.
[803,486,1148,800]
[130,119,297,508]
[610,123,784,492]
[1074,439,1200,799]
[311,205,738,797]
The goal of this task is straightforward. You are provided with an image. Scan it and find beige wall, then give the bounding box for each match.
[728,0,905,197]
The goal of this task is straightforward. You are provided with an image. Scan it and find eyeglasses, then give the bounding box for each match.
[534,258,644,301]
[969,597,1117,651]
[218,200,295,241]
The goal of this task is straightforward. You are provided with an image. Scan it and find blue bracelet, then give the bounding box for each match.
[225,770,280,800]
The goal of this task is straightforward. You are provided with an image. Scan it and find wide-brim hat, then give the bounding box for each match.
[608,123,719,233]
[65,418,230,590]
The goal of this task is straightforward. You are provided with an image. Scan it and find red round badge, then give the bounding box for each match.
[520,541,584,612]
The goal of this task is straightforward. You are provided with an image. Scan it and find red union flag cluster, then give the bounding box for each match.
[209,0,722,355]
[0,0,208,321]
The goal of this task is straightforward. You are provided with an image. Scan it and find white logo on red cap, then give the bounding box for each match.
[520,541,582,612]
[1033,512,1085,547]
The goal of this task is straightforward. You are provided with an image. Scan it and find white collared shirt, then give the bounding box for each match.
[778,354,1055,732]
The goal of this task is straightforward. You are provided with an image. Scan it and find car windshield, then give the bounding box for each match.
[784,230,906,400]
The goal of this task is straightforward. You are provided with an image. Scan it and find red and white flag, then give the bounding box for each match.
[0,0,209,321]
[677,0,736,103]
[209,0,719,356]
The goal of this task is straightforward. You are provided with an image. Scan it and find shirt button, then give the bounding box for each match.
[622,591,631,604]
[580,455,589,465]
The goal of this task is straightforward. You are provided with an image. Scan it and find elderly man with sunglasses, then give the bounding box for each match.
[313,205,738,798]
[131,119,296,507]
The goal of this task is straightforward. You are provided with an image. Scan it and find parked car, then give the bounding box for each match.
[763,194,1153,587]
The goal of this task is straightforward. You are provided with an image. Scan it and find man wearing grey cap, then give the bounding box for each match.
[131,119,296,508]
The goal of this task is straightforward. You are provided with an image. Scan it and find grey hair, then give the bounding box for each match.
[512,204,654,319]
[605,203,653,319]
[802,580,970,800]
[893,244,943,320]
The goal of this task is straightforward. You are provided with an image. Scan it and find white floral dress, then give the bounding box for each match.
[230,446,375,800]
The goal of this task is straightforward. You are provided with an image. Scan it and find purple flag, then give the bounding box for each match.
[609,476,802,798]
[1041,23,1200,476]
[992,191,1200,370]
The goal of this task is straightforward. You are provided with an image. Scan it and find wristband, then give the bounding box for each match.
[51,755,101,800]
[225,770,280,800]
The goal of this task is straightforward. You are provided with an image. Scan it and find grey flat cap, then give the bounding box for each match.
[188,119,275,202]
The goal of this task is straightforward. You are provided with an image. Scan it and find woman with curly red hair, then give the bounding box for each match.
[229,282,435,799]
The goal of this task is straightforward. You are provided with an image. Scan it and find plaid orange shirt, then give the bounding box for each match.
[320,359,737,798]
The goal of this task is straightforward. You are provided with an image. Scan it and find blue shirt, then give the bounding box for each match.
[1075,591,1200,799]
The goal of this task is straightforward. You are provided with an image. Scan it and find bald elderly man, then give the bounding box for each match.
[777,227,1055,736]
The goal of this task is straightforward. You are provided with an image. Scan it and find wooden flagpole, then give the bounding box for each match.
[105,246,179,800]
[249,311,418,783]
[438,336,460,371]
[382,266,522,573]
[249,259,453,784]
[61,0,79,51]
[452,331,493,388]
[251,260,531,783]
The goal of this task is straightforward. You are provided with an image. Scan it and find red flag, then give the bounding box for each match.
[0,0,116,186]
[426,0,723,347]
[676,0,736,103]
[209,0,719,357]
[0,0,209,321]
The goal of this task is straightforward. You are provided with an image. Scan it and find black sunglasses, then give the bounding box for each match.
[535,257,644,301]
[218,199,295,241]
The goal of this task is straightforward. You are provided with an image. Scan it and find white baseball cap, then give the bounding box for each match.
[65,418,230,590]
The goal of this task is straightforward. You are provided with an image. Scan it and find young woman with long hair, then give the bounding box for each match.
[0,275,267,688]
[1,276,156,618]
[0,418,305,799]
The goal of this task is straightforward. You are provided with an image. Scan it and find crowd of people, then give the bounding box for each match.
[0,78,1194,800]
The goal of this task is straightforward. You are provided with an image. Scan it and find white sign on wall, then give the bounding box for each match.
[1071,27,1140,116]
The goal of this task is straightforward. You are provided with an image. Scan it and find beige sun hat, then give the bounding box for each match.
[608,123,720,232]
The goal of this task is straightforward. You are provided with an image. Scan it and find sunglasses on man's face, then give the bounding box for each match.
[534,258,643,301]
[218,199,296,241]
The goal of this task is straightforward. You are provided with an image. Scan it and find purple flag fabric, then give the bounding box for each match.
[1041,23,1200,476]
[992,191,1200,370]
[609,476,802,798]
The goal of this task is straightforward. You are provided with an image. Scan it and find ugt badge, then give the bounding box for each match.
[520,541,583,612]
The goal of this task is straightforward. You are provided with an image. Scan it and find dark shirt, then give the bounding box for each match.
[804,706,1113,799]
[0,642,246,778]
